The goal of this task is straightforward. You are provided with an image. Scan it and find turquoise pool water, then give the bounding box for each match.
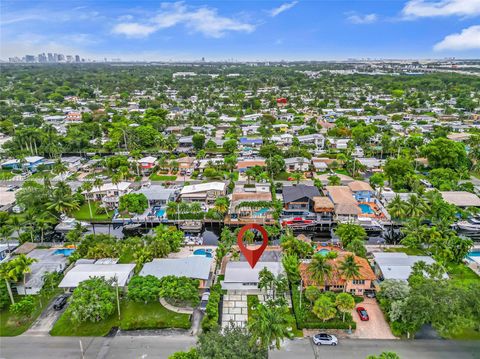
[254,208,269,215]
[193,249,212,258]
[156,208,166,217]
[359,203,374,214]
[467,251,480,257]
[317,249,330,256]
[54,248,75,256]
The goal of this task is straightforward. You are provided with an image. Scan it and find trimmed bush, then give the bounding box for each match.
[201,284,222,332]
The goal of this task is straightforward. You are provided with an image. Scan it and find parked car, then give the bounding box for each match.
[312,333,338,346]
[365,290,376,298]
[53,294,69,311]
[356,306,369,321]
[199,292,210,312]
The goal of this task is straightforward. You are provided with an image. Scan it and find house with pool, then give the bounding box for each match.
[131,184,178,219]
[226,182,275,225]
[299,248,376,295]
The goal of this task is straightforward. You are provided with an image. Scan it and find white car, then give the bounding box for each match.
[312,333,338,346]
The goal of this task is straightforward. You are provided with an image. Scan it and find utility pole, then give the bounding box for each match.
[115,276,121,320]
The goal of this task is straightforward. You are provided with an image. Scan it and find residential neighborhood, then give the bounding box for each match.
[1,46,480,359]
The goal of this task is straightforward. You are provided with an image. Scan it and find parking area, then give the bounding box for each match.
[25,294,68,336]
[350,298,396,339]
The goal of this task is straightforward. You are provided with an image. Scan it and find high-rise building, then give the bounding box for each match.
[25,55,36,63]
[57,54,65,62]
[75,55,80,62]
[47,53,54,62]
[38,53,47,63]
[66,55,73,62]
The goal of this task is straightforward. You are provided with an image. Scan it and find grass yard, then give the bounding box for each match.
[449,328,480,340]
[384,246,425,256]
[50,300,190,336]
[0,290,61,337]
[446,263,480,286]
[274,171,291,181]
[72,202,114,221]
[0,170,15,180]
[149,174,177,181]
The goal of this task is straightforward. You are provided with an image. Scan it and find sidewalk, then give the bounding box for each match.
[160,298,194,315]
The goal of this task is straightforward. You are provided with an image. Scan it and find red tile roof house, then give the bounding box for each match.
[299,248,376,296]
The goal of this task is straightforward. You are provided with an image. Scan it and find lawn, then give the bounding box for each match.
[149,174,177,181]
[0,170,15,180]
[72,202,114,221]
[0,290,61,336]
[384,246,425,256]
[446,263,480,286]
[50,300,191,336]
[449,328,480,340]
[274,171,291,181]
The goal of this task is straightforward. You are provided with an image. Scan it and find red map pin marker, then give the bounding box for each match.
[237,223,268,269]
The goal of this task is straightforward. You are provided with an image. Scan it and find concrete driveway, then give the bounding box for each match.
[351,298,396,339]
[25,294,67,336]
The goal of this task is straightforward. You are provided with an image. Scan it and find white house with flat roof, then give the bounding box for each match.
[373,252,448,282]
[59,263,135,290]
[221,261,284,292]
[179,182,226,204]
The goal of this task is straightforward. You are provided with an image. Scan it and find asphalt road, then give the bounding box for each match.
[0,334,197,359]
[270,338,480,359]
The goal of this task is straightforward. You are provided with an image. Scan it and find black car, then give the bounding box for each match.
[53,294,69,310]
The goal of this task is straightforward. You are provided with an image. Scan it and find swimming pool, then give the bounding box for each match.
[193,249,213,258]
[53,248,75,256]
[254,208,269,216]
[156,208,166,217]
[359,203,374,214]
[317,249,330,256]
[466,251,480,264]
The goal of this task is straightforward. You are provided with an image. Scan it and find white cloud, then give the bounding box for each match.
[402,0,480,18]
[434,25,480,50]
[269,1,298,17]
[347,13,378,24]
[112,2,255,39]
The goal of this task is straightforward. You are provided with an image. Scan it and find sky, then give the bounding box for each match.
[1,0,480,61]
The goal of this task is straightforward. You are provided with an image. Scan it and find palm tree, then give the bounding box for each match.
[35,215,56,244]
[81,181,94,220]
[339,255,361,292]
[47,192,80,216]
[111,172,123,195]
[11,254,38,295]
[387,195,407,220]
[214,197,229,215]
[248,303,292,350]
[327,175,341,186]
[93,178,109,216]
[0,261,19,304]
[245,168,255,185]
[307,253,332,287]
[405,194,429,218]
[8,215,23,238]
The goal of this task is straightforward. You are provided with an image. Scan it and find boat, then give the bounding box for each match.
[55,216,91,233]
[456,220,480,231]
[184,234,203,246]
[123,223,142,230]
[179,221,203,232]
[356,217,384,232]
[281,217,315,228]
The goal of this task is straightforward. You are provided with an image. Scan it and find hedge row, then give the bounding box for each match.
[201,284,222,332]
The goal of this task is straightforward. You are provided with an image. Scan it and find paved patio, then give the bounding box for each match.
[350,298,396,339]
[222,291,249,328]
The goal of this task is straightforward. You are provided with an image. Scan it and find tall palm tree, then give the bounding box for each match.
[339,255,361,292]
[405,194,429,218]
[0,262,19,304]
[93,178,109,215]
[307,253,332,288]
[47,192,80,216]
[8,215,23,238]
[248,303,292,350]
[35,215,56,244]
[81,181,94,220]
[11,254,38,295]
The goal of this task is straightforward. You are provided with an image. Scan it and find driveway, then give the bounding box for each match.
[350,298,396,339]
[25,294,67,336]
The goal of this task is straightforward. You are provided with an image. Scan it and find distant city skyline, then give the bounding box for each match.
[1,0,480,61]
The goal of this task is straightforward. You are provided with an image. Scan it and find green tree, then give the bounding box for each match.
[366,352,401,359]
[339,255,361,292]
[334,223,367,248]
[127,275,161,303]
[282,254,301,283]
[248,303,292,350]
[66,277,116,323]
[266,155,285,178]
[327,175,341,186]
[335,292,355,322]
[9,295,35,316]
[119,193,148,214]
[192,133,206,150]
[345,238,367,258]
[423,137,468,169]
[305,285,321,305]
[313,296,337,322]
[308,253,332,287]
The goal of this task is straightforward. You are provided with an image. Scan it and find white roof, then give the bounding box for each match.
[58,263,135,288]
[180,182,226,195]
[140,256,212,280]
[138,156,157,164]
[84,181,131,194]
[223,261,283,283]
[440,191,480,207]
[373,252,446,281]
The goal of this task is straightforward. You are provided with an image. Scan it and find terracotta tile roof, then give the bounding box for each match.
[236,160,266,169]
[299,251,376,287]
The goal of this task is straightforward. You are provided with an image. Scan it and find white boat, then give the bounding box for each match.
[55,216,91,233]
[184,234,203,246]
[356,217,384,232]
[456,220,480,231]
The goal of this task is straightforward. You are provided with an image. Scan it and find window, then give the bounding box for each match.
[352,280,365,285]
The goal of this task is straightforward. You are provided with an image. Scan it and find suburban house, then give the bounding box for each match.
[59,262,136,291]
[136,156,157,171]
[132,185,178,207]
[236,159,266,173]
[312,196,335,221]
[140,256,213,289]
[239,137,263,148]
[297,133,325,149]
[299,248,376,295]
[282,185,321,214]
[221,261,284,292]
[179,182,227,204]
[324,186,361,221]
[177,157,196,170]
[347,181,375,202]
[14,248,68,295]
[227,183,274,225]
[83,181,132,208]
[284,157,310,172]
[1,156,45,172]
[439,191,480,208]
[373,252,448,282]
